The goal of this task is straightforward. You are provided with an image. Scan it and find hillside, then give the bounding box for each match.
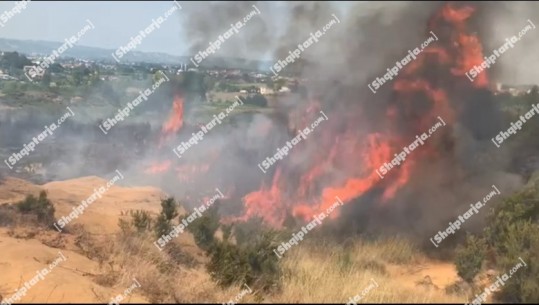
[0,174,475,303]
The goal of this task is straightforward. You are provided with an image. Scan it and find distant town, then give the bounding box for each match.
[0,48,312,114]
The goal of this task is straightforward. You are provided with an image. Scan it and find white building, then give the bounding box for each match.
[260,86,274,95]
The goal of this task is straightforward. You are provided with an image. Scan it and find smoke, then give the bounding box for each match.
[471,1,539,85]
[3,1,537,242]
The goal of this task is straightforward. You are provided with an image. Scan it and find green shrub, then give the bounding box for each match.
[185,205,220,251]
[485,189,539,256]
[129,210,152,233]
[234,216,268,246]
[207,240,249,287]
[16,191,56,227]
[160,197,178,221]
[182,203,283,292]
[477,185,539,302]
[154,214,171,238]
[153,197,178,238]
[454,234,486,283]
[493,221,539,303]
[207,230,282,292]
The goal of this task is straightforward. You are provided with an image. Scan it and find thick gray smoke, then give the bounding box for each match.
[177,1,534,236]
[2,1,538,243]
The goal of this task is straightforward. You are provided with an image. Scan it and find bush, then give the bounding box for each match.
[154,197,178,238]
[207,240,249,287]
[185,205,220,251]
[485,189,539,256]
[493,221,539,303]
[476,185,539,302]
[130,210,152,233]
[154,214,171,238]
[160,197,179,221]
[207,230,282,292]
[234,216,268,246]
[16,191,56,227]
[454,234,486,283]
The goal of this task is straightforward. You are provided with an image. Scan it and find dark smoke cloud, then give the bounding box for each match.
[3,1,536,242]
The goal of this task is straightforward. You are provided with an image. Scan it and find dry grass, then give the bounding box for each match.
[264,238,466,303]
[88,234,467,303]
[73,223,467,303]
[92,229,256,303]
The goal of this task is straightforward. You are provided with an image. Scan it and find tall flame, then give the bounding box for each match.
[237,2,489,227]
[160,93,184,144]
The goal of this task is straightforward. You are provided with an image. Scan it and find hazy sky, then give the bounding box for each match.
[0,1,352,57]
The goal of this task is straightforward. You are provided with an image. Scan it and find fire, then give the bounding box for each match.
[441,4,489,87]
[160,93,184,144]
[145,160,172,174]
[144,3,490,229]
[236,3,490,227]
[241,168,287,227]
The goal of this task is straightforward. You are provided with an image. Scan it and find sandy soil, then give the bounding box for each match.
[0,175,462,303]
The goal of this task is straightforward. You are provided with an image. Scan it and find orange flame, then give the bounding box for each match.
[160,94,184,144]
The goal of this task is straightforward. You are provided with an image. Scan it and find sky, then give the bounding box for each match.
[0,1,353,58]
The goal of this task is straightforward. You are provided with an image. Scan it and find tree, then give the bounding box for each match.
[273,78,286,92]
[16,190,56,227]
[41,72,51,87]
[130,210,152,233]
[454,234,486,283]
[0,52,31,69]
[527,85,538,105]
[154,197,178,238]
[153,70,167,84]
[186,204,220,251]
[160,197,178,221]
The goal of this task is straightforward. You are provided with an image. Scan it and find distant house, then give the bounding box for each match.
[0,75,17,81]
[494,82,536,97]
[100,76,119,81]
[70,96,83,104]
[279,86,291,93]
[260,86,274,95]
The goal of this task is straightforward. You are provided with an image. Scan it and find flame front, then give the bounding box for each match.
[145,3,491,228]
[238,2,490,227]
